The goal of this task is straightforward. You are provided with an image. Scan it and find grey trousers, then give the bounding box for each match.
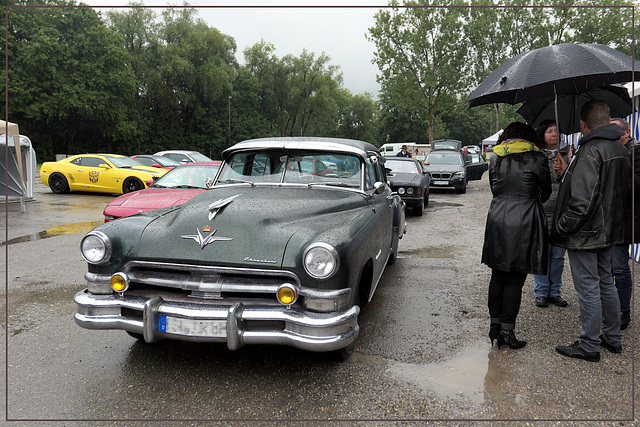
[567,248,621,352]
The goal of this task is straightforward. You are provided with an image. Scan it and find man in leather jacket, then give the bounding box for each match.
[552,100,631,362]
[610,118,639,331]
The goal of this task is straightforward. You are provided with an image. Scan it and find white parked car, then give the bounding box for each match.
[154,150,213,163]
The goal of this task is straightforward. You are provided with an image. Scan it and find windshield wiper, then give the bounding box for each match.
[308,181,359,188]
[217,179,255,186]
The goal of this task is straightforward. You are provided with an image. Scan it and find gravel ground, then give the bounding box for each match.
[1,172,637,426]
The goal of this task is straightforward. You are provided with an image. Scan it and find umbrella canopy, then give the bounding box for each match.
[516,85,635,134]
[468,43,640,107]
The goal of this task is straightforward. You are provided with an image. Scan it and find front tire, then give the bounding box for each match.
[123,177,144,194]
[48,173,70,194]
[413,202,423,216]
[333,339,356,360]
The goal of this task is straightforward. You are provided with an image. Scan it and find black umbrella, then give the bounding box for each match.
[516,84,635,134]
[467,43,640,107]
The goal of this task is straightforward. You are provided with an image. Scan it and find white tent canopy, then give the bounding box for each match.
[1,120,37,202]
[482,129,503,146]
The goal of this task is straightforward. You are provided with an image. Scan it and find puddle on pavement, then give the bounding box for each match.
[387,342,489,404]
[5,283,82,335]
[398,246,454,259]
[1,221,103,246]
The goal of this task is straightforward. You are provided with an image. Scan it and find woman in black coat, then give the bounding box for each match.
[481,122,552,349]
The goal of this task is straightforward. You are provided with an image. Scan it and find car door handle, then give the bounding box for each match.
[77,169,84,172]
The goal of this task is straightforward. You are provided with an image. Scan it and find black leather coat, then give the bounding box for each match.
[551,124,631,250]
[482,150,552,274]
[622,139,640,244]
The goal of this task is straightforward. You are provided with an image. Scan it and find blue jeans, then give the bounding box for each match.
[533,244,566,298]
[611,244,633,312]
[567,248,621,352]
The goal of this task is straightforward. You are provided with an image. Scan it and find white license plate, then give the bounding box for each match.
[159,315,226,337]
[433,180,449,185]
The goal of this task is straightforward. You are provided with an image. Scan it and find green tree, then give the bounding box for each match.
[368,0,470,143]
[7,1,137,160]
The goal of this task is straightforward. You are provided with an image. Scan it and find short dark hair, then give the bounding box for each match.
[536,119,557,144]
[580,100,610,130]
[498,121,544,149]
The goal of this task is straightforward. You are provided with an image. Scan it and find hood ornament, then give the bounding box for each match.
[181,228,232,250]
[208,194,242,220]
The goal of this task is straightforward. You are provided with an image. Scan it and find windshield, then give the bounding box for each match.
[189,152,214,162]
[386,159,420,174]
[105,155,147,168]
[426,152,463,166]
[151,164,220,189]
[216,150,362,188]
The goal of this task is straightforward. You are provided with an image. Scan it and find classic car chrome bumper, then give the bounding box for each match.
[74,290,359,352]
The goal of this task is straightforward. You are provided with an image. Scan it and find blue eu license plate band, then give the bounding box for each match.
[159,315,227,338]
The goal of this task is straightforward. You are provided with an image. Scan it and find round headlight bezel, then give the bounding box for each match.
[81,230,112,265]
[398,187,405,195]
[303,242,340,280]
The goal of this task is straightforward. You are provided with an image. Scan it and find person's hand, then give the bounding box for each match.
[554,153,567,175]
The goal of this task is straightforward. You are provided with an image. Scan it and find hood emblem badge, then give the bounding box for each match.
[208,194,242,220]
[181,228,232,250]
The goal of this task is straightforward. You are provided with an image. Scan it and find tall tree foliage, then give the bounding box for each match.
[368,0,470,143]
[6,1,137,159]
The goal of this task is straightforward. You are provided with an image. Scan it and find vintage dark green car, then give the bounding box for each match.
[74,137,406,359]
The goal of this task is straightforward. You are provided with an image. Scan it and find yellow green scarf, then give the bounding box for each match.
[492,138,541,157]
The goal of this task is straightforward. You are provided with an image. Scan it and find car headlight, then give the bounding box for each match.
[81,231,112,265]
[406,187,414,195]
[398,188,405,195]
[454,171,465,178]
[303,242,339,279]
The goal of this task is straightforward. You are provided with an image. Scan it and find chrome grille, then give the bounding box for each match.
[430,172,451,179]
[122,260,300,298]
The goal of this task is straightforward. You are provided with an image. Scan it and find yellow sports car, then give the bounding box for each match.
[40,154,168,194]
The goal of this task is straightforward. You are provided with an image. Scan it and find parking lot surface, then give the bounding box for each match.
[1,175,637,425]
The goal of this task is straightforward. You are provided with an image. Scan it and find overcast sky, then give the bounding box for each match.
[84,1,389,96]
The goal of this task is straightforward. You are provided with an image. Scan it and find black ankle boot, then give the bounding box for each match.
[497,329,526,349]
[489,323,501,346]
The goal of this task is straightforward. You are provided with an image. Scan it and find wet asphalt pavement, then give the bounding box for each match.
[0,174,637,426]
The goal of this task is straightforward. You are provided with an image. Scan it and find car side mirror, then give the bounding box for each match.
[146,179,154,186]
[374,181,386,195]
[99,164,111,169]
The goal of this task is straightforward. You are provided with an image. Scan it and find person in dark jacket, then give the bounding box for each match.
[482,122,551,350]
[610,117,639,330]
[553,101,631,362]
[396,145,412,157]
[532,120,571,308]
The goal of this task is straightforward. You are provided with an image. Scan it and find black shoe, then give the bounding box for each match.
[556,341,600,362]
[548,295,568,307]
[489,323,501,346]
[535,296,549,307]
[599,335,622,354]
[497,329,526,349]
[621,311,630,330]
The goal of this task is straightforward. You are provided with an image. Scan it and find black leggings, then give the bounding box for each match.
[488,269,527,330]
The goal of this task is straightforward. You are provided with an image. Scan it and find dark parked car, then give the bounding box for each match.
[424,149,486,194]
[431,139,463,152]
[385,157,430,216]
[74,137,406,359]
